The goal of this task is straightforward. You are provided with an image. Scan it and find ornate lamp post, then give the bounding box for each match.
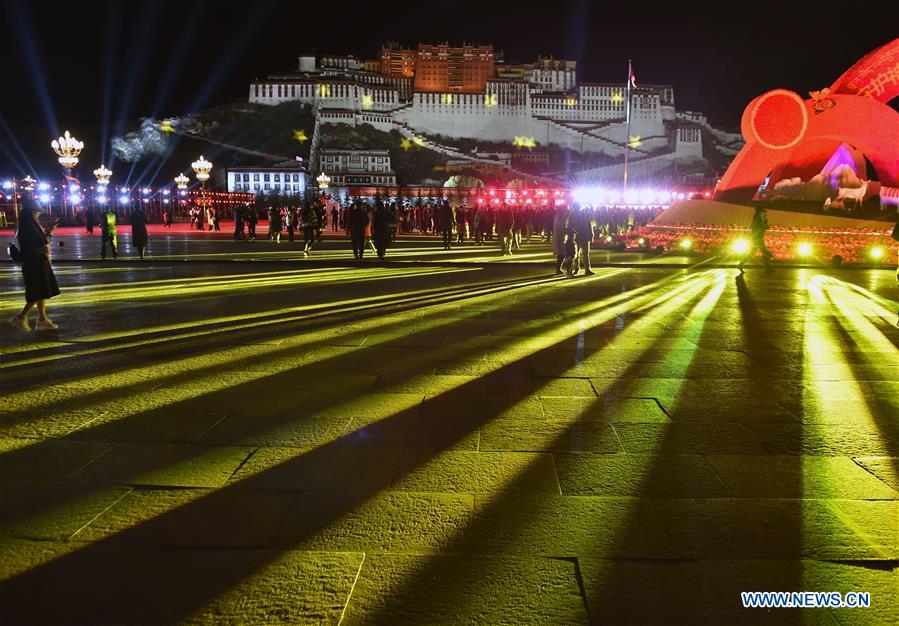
[316,172,331,190]
[51,130,84,169]
[93,165,112,188]
[191,156,212,218]
[174,172,189,190]
[191,155,212,186]
[51,130,84,219]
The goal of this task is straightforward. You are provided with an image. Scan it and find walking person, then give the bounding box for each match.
[233,204,246,242]
[364,206,377,254]
[562,223,579,278]
[246,206,258,240]
[552,206,569,274]
[315,201,325,242]
[330,202,339,232]
[301,202,316,256]
[285,206,297,243]
[163,206,172,228]
[496,203,514,255]
[373,202,391,260]
[472,205,483,245]
[438,200,454,250]
[267,205,281,243]
[131,205,149,259]
[571,204,595,276]
[100,207,118,260]
[9,200,61,331]
[739,207,773,273]
[348,202,369,260]
[85,207,95,235]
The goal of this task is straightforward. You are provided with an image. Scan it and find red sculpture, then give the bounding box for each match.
[716,39,899,204]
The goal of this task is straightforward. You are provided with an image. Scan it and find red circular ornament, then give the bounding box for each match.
[749,89,808,150]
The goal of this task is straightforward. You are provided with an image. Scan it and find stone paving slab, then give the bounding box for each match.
[478,419,623,453]
[343,553,589,624]
[746,424,899,457]
[707,456,899,500]
[0,438,112,480]
[423,392,545,420]
[579,558,837,625]
[800,560,899,626]
[227,444,401,493]
[540,396,669,422]
[0,479,131,541]
[0,541,364,625]
[392,450,560,495]
[613,422,768,455]
[653,498,888,560]
[63,410,228,444]
[273,492,474,553]
[201,410,349,446]
[470,494,678,558]
[344,417,481,452]
[555,453,732,498]
[75,487,295,548]
[70,442,255,488]
[826,499,899,560]
[852,456,899,491]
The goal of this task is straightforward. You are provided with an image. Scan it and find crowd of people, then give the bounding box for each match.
[6,195,899,333]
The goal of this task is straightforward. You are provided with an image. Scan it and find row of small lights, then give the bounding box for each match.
[673,237,888,261]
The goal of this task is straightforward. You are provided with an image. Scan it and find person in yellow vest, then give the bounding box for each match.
[100,208,117,260]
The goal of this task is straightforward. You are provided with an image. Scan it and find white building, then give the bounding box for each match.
[319,149,397,187]
[227,166,307,196]
[247,51,742,180]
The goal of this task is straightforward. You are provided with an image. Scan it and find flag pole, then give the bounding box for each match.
[623,59,632,195]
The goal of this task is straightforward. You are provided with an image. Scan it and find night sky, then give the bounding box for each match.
[1,0,897,176]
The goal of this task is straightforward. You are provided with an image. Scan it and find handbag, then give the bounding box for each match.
[8,241,21,262]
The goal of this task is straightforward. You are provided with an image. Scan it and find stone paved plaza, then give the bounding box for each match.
[0,240,897,624]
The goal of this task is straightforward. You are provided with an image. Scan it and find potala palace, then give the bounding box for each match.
[248,44,744,184]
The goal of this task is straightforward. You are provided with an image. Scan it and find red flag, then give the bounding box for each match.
[629,63,637,89]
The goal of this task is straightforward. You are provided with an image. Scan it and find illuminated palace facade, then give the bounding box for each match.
[249,44,743,180]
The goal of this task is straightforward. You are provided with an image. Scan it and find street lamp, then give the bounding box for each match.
[316,172,331,190]
[174,172,189,190]
[51,130,84,220]
[93,164,112,188]
[21,176,36,191]
[191,155,212,185]
[51,131,84,169]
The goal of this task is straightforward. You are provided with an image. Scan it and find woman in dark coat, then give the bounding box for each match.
[9,201,61,331]
[372,203,391,260]
[131,206,149,259]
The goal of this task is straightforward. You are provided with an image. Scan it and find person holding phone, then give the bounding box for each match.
[9,200,60,331]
